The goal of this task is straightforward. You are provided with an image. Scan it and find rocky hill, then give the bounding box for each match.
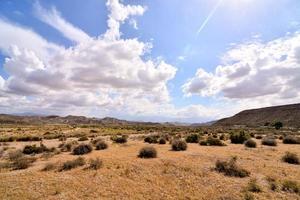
[214,103,300,127]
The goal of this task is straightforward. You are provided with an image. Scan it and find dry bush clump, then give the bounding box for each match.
[262,137,277,146]
[244,139,257,148]
[87,158,102,170]
[255,135,263,139]
[22,143,49,155]
[73,144,93,155]
[282,152,299,165]
[185,133,200,143]
[171,139,187,151]
[281,180,300,194]
[138,146,157,158]
[95,141,108,150]
[199,137,226,146]
[91,137,104,145]
[60,157,85,171]
[7,150,36,170]
[215,157,250,178]
[266,177,278,191]
[111,135,128,143]
[283,135,300,144]
[230,131,251,144]
[15,136,41,142]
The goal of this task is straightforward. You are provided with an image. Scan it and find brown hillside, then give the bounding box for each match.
[214,103,300,127]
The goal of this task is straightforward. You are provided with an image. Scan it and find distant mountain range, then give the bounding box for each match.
[214,103,300,128]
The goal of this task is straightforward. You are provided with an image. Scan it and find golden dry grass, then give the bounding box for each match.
[0,127,300,200]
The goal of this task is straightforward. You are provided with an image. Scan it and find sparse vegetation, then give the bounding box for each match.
[78,136,89,141]
[282,152,299,165]
[42,162,57,171]
[144,135,159,144]
[72,144,93,155]
[22,143,49,154]
[158,138,166,144]
[215,157,250,178]
[171,139,187,151]
[274,121,283,130]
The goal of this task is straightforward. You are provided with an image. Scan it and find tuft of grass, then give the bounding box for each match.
[215,157,250,178]
[138,146,157,158]
[42,162,57,171]
[12,156,36,170]
[247,178,262,192]
[60,157,85,171]
[88,158,102,170]
[171,139,187,151]
[59,140,78,152]
[266,177,278,191]
[281,180,300,194]
[73,144,93,155]
[261,137,277,146]
[282,152,299,165]
[78,136,89,141]
[244,139,257,148]
[243,192,254,200]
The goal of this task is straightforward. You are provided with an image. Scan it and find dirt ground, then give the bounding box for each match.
[0,136,299,200]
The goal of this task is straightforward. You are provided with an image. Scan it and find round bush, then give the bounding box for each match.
[158,138,166,144]
[244,139,257,148]
[171,140,187,151]
[144,135,158,144]
[138,146,157,158]
[73,144,93,155]
[185,133,200,143]
[283,136,300,144]
[282,152,299,165]
[111,135,128,143]
[230,131,251,144]
[95,141,108,150]
[262,137,277,146]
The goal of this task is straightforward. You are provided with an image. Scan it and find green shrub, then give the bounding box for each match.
[230,131,251,144]
[95,141,108,150]
[215,157,250,178]
[281,180,300,193]
[244,139,257,148]
[88,158,102,170]
[282,152,299,165]
[274,121,283,130]
[138,146,157,158]
[78,136,88,141]
[262,137,277,146]
[72,144,93,155]
[171,140,187,151]
[185,133,200,143]
[283,136,300,144]
[199,137,226,146]
[111,135,128,143]
[60,157,85,171]
[247,178,262,192]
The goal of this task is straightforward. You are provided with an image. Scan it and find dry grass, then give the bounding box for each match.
[0,126,300,199]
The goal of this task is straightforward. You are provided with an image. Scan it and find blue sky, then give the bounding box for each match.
[0,0,300,122]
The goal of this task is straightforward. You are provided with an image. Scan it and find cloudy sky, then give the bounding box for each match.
[0,0,300,122]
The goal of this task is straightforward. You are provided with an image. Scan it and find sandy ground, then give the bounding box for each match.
[0,138,299,200]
